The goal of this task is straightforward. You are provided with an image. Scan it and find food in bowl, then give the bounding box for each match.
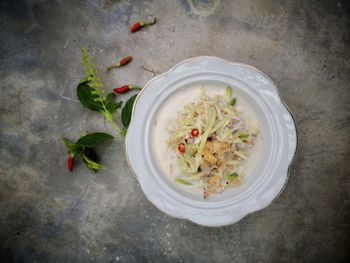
[128,57,297,225]
[157,86,260,199]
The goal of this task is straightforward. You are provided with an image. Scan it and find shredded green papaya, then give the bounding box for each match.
[167,87,259,198]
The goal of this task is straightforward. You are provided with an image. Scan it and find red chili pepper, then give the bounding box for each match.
[130,17,157,33]
[118,56,133,66]
[68,155,75,172]
[131,22,143,33]
[191,128,199,137]
[113,85,141,93]
[178,143,186,153]
[106,56,133,71]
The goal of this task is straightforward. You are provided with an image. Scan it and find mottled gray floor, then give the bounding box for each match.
[1,0,349,262]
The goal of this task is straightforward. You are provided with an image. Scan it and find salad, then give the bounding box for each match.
[167,87,259,199]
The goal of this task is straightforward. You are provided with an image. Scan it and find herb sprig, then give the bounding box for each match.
[63,47,140,172]
[63,132,114,171]
[77,48,123,134]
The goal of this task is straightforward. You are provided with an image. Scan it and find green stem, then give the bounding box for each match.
[146,17,157,26]
[106,64,119,71]
[102,110,122,137]
[131,86,142,91]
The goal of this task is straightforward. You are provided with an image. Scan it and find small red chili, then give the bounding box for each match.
[118,56,132,66]
[131,22,143,33]
[191,128,199,137]
[68,155,75,172]
[178,143,186,153]
[113,85,141,93]
[130,17,157,33]
[106,56,133,71]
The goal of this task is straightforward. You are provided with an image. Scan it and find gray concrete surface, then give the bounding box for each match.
[1,0,349,262]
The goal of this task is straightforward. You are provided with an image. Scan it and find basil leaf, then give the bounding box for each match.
[121,94,137,129]
[63,138,76,150]
[77,81,104,111]
[80,151,104,171]
[76,132,114,148]
[228,172,238,180]
[62,138,82,155]
[77,48,122,132]
[105,92,122,114]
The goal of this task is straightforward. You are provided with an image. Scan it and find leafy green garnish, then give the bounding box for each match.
[229,97,237,106]
[228,172,238,180]
[77,48,122,134]
[81,151,104,171]
[62,132,114,171]
[77,81,104,112]
[106,93,122,114]
[76,132,114,147]
[120,94,137,136]
[63,138,79,153]
[238,133,250,139]
[175,178,192,185]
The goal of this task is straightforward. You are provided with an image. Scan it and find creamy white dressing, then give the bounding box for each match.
[151,85,262,196]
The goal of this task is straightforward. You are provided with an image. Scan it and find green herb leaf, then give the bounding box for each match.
[238,133,250,139]
[76,132,114,148]
[105,92,122,114]
[175,178,192,185]
[229,97,237,106]
[228,172,238,180]
[62,138,82,155]
[121,94,137,130]
[77,48,122,134]
[80,151,104,171]
[63,132,113,172]
[77,81,104,111]
[63,138,76,150]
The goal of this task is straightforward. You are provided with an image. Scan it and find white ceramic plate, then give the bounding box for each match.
[126,57,297,227]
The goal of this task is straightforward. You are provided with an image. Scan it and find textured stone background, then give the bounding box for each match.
[0,0,349,262]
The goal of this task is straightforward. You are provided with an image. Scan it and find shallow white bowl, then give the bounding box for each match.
[126,57,297,227]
